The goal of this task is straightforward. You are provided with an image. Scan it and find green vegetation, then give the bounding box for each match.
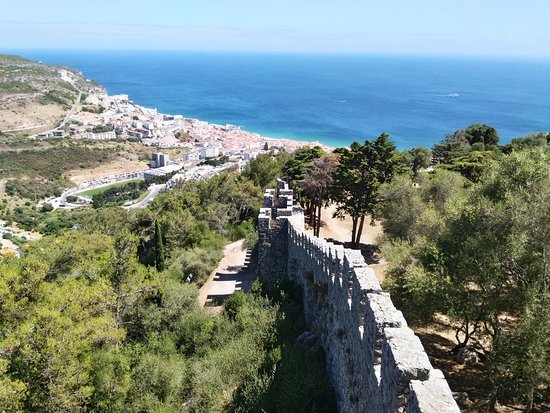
[297,154,338,237]
[504,131,550,153]
[228,279,336,413]
[5,178,63,201]
[281,146,327,235]
[242,152,290,189]
[0,204,91,235]
[91,181,148,208]
[0,166,336,412]
[0,81,36,94]
[38,89,74,108]
[81,104,106,114]
[199,155,230,166]
[1,231,27,247]
[77,179,143,198]
[403,146,431,178]
[433,123,500,163]
[1,115,547,411]
[0,141,117,200]
[378,146,550,410]
[274,127,549,410]
[92,124,114,133]
[332,133,399,246]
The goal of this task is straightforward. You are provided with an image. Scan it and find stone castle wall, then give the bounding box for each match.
[258,181,459,413]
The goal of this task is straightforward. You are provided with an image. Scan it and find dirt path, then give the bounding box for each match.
[315,204,387,282]
[198,240,255,313]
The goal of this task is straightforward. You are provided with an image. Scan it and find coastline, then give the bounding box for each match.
[123,94,336,153]
[19,50,550,149]
[67,87,335,154]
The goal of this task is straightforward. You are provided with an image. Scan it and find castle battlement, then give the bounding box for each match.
[258,181,460,413]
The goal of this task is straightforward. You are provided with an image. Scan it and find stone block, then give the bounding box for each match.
[383,327,432,382]
[408,370,460,413]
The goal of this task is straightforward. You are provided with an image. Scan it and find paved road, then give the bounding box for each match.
[60,90,82,128]
[198,240,255,312]
[127,184,165,209]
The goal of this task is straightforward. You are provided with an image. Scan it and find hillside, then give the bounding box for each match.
[0,54,102,134]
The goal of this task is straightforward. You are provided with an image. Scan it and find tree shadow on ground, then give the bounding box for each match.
[413,319,493,412]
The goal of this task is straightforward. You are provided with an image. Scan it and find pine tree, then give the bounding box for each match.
[154,220,165,272]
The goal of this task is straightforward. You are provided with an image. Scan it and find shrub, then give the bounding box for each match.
[41,203,54,213]
[224,291,249,320]
[167,247,224,286]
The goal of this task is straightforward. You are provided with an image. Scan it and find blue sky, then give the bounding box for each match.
[1,0,550,56]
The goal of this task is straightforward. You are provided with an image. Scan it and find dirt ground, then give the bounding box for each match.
[198,240,256,315]
[69,159,148,184]
[313,204,387,282]
[0,94,65,132]
[68,144,185,184]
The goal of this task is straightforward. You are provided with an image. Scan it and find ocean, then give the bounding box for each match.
[12,50,550,149]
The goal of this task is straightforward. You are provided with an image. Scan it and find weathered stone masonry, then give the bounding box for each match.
[258,180,460,413]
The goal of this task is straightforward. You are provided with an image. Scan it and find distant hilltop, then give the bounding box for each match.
[0,54,103,134]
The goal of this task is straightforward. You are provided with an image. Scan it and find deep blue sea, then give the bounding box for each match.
[11,50,550,149]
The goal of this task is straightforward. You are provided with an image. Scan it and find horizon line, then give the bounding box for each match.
[4,48,550,61]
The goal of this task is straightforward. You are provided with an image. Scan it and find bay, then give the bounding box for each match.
[12,50,550,149]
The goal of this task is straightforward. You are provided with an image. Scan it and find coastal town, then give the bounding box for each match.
[1,1,548,410]
[37,69,326,159]
[6,68,332,231]
[0,65,331,258]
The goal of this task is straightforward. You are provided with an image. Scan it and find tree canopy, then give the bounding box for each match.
[379,147,550,410]
[332,133,399,246]
[0,168,335,412]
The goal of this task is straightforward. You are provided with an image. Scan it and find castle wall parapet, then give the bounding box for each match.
[258,181,459,413]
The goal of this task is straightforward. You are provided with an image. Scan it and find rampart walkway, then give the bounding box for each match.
[199,240,255,311]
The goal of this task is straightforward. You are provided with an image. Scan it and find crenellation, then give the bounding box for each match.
[408,370,460,413]
[381,327,433,412]
[258,181,460,413]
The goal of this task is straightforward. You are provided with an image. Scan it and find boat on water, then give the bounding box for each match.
[448,92,460,98]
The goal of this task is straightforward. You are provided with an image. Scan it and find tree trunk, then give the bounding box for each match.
[351,217,358,245]
[526,388,533,413]
[315,203,322,237]
[312,202,318,234]
[309,203,315,228]
[355,215,366,246]
[488,390,498,412]
[312,203,318,237]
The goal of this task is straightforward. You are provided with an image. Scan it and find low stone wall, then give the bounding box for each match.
[258,181,460,413]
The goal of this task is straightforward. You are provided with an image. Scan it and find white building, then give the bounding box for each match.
[38,130,65,138]
[243,151,259,161]
[151,152,169,168]
[111,94,129,103]
[144,164,183,180]
[183,151,201,161]
[75,131,116,140]
[200,146,220,159]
